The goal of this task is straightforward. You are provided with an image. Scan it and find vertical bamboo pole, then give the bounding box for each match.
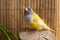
[56,0,60,40]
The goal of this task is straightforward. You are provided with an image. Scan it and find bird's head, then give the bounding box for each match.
[24,8,33,15]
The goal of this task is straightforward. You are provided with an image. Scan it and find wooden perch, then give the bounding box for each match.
[19,28,55,40]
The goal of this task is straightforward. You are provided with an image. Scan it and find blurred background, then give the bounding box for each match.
[0,0,59,40]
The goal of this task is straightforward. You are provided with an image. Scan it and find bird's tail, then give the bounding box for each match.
[43,23,55,32]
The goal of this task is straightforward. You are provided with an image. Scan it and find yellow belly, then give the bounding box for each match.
[29,22,43,30]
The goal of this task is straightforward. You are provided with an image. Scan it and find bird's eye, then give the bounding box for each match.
[28,8,32,11]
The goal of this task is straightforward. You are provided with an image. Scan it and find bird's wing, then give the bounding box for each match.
[32,12,48,29]
[32,12,44,26]
[32,12,41,22]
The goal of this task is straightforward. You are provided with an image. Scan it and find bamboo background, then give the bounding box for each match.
[0,0,59,40]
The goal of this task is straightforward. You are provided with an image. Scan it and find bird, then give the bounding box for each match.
[24,8,54,32]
